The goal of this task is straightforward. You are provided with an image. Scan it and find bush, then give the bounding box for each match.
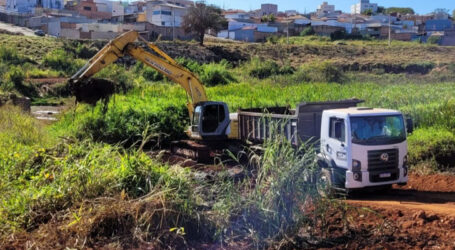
[246,58,294,79]
[5,66,25,86]
[54,87,189,147]
[300,27,315,36]
[43,49,75,75]
[95,63,133,93]
[407,127,455,169]
[176,57,203,74]
[294,62,345,83]
[4,66,38,97]
[75,43,98,59]
[142,66,164,81]
[427,36,441,45]
[0,46,26,65]
[199,60,236,86]
[330,30,347,41]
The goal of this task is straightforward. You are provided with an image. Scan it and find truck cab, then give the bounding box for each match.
[319,107,408,191]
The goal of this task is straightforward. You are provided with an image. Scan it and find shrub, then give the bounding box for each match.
[0,46,26,65]
[330,30,347,41]
[5,66,25,86]
[199,60,236,86]
[427,36,441,45]
[294,62,345,83]
[246,58,294,79]
[4,66,38,97]
[75,43,98,59]
[142,66,164,81]
[176,57,203,74]
[43,49,75,75]
[300,27,315,36]
[95,63,133,93]
[54,88,189,147]
[407,127,455,169]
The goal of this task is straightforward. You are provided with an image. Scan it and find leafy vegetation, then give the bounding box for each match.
[300,26,315,36]
[386,7,415,14]
[3,31,455,248]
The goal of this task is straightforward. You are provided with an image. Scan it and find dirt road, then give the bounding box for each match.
[344,174,455,248]
[0,21,36,36]
[348,173,455,216]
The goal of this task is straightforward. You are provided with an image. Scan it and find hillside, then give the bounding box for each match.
[2,33,455,249]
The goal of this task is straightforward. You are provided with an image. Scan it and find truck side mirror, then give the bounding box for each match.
[406,118,414,134]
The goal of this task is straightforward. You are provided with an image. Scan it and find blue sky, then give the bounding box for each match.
[205,0,453,15]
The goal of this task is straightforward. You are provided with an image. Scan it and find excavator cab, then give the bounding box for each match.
[191,102,230,140]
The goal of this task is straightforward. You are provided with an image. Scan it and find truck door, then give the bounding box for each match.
[325,117,348,168]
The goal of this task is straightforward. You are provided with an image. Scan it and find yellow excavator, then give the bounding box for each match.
[70,31,233,143]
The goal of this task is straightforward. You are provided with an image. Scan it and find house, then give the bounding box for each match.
[226,26,277,42]
[94,0,124,18]
[351,0,378,14]
[146,1,188,27]
[316,2,335,17]
[224,10,250,20]
[260,3,277,16]
[6,0,63,13]
[73,0,111,20]
[426,19,452,32]
[285,10,297,16]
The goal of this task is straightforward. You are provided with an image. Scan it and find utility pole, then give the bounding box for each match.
[172,7,175,41]
[286,21,289,44]
[388,14,391,46]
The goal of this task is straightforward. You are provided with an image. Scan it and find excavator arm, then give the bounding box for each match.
[70,31,208,118]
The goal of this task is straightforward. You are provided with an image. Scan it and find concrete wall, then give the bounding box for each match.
[145,22,194,40]
[61,28,80,39]
[91,31,119,40]
[47,20,60,36]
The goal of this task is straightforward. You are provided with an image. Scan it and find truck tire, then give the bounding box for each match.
[317,168,335,198]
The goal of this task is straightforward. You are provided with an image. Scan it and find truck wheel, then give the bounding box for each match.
[317,168,334,198]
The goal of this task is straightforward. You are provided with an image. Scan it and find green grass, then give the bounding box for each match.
[0,105,194,235]
[3,33,455,247]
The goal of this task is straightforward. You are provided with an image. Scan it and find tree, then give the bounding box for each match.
[261,14,276,23]
[300,26,315,36]
[385,7,415,15]
[182,2,226,46]
[361,9,373,16]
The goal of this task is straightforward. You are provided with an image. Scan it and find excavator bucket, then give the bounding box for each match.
[70,78,116,105]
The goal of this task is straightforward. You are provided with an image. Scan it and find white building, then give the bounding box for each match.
[146,1,188,27]
[6,0,63,13]
[351,0,378,14]
[261,3,277,16]
[94,0,124,17]
[285,10,297,16]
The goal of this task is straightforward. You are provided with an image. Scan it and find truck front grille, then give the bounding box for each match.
[367,149,399,183]
[367,149,399,171]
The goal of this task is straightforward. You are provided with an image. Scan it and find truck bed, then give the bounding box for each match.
[237,99,364,146]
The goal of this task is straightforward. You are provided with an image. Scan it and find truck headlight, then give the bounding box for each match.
[403,155,408,166]
[352,159,361,172]
[336,151,347,160]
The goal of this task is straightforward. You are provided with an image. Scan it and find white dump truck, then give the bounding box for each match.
[236,99,411,192]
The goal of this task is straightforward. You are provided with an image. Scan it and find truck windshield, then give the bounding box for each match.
[350,115,406,145]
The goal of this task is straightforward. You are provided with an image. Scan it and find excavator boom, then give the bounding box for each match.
[70,31,208,118]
